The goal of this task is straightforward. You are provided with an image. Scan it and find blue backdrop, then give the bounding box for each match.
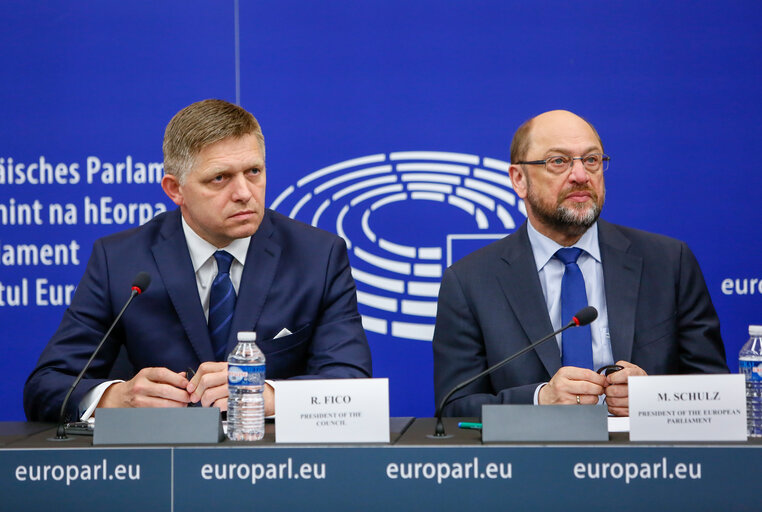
[2,1,760,421]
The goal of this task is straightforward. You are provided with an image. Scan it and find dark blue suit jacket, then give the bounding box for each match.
[433,220,728,417]
[24,208,372,422]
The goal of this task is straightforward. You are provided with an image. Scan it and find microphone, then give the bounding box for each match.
[53,272,151,440]
[131,272,151,295]
[432,306,598,438]
[572,306,597,327]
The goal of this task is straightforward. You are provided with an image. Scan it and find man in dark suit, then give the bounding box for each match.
[433,110,727,417]
[24,99,372,423]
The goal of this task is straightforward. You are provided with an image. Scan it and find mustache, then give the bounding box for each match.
[560,185,597,200]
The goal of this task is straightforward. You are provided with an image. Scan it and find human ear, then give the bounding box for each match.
[161,174,184,206]
[508,164,528,199]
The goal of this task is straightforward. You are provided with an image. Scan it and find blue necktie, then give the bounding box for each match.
[555,248,594,370]
[208,250,236,361]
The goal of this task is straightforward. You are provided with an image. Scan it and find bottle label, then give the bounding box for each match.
[740,359,762,382]
[228,364,265,386]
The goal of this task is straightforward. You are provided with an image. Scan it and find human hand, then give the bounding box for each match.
[604,360,647,416]
[187,362,229,410]
[98,367,190,408]
[538,366,607,405]
[187,363,276,415]
[264,383,274,417]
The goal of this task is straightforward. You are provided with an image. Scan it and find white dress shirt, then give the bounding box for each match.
[181,217,249,320]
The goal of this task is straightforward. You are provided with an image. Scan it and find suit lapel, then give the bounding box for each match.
[152,210,216,363]
[496,223,562,376]
[598,220,642,363]
[227,211,281,355]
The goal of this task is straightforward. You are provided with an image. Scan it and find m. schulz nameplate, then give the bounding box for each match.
[628,374,747,441]
[275,378,390,443]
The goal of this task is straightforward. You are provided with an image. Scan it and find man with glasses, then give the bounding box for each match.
[433,110,728,418]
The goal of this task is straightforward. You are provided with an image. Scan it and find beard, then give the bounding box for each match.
[526,182,604,238]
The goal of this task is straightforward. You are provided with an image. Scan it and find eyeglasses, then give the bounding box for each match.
[516,153,610,175]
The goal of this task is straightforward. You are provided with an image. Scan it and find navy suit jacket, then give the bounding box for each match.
[24,208,372,422]
[433,220,728,417]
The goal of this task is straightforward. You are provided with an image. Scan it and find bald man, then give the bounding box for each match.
[433,110,728,418]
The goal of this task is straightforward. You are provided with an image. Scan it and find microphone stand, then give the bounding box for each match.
[53,279,147,441]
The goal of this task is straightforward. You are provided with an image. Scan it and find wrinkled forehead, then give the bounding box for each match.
[527,112,602,156]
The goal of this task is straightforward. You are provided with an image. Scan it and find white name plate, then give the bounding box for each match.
[275,378,390,443]
[629,374,747,441]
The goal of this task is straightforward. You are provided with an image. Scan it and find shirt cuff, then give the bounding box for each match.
[79,380,123,420]
[533,383,547,405]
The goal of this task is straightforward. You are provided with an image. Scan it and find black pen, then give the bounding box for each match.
[597,364,624,376]
[186,366,201,407]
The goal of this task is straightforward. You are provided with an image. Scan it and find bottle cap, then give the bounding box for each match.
[749,325,762,336]
[237,331,257,342]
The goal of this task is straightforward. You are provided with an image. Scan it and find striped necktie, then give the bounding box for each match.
[208,250,236,361]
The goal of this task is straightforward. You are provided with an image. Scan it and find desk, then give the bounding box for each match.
[1,419,759,511]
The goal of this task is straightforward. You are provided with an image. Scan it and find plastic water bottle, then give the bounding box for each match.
[226,331,266,441]
[739,325,762,438]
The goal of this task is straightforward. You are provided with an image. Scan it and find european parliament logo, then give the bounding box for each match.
[271,151,526,342]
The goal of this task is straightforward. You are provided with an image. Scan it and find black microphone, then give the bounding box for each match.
[53,272,151,440]
[432,306,598,438]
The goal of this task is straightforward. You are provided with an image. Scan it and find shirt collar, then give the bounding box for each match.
[181,215,250,271]
[526,219,601,271]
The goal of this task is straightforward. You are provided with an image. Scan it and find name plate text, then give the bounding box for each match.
[628,374,746,441]
[275,378,390,443]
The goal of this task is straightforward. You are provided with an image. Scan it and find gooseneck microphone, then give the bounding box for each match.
[53,272,151,440]
[432,306,598,438]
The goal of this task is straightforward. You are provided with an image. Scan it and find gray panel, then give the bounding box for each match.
[482,405,608,442]
[94,408,224,445]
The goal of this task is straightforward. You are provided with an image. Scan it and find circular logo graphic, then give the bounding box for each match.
[228,366,247,384]
[271,151,526,342]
